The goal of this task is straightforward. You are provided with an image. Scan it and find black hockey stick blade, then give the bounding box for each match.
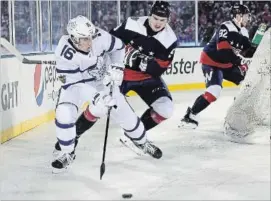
[22,58,42,64]
[100,162,105,180]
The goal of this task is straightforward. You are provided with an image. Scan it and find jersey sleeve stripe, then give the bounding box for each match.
[154,58,171,68]
[56,62,97,74]
[107,35,116,52]
[62,78,96,90]
[56,68,80,74]
[200,52,232,68]
[217,41,232,50]
[117,42,125,50]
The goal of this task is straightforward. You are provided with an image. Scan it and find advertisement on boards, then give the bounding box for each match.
[163,48,205,85]
[0,54,58,142]
[1,81,19,112]
[34,60,60,107]
[0,57,23,133]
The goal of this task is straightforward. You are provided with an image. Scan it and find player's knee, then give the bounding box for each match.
[84,106,98,122]
[204,85,222,103]
[55,103,78,125]
[151,97,173,119]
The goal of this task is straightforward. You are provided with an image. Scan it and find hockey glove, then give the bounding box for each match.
[90,91,117,117]
[103,63,124,87]
[124,45,140,67]
[238,63,249,76]
[138,55,152,72]
[124,45,153,72]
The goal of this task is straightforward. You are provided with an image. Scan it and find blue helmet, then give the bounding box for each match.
[231,3,250,18]
[150,1,170,18]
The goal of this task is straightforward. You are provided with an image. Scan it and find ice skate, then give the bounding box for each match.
[51,151,76,173]
[178,107,198,129]
[120,135,162,159]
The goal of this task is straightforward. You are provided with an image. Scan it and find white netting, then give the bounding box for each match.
[224,28,271,140]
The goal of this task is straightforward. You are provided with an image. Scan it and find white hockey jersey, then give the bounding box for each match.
[54,28,125,90]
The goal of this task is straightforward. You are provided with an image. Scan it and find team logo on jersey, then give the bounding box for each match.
[34,64,45,106]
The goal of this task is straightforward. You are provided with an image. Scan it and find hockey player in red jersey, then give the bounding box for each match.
[179,3,253,129]
[110,1,177,133]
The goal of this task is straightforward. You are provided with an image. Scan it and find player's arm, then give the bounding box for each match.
[143,41,177,77]
[109,19,131,45]
[242,45,256,58]
[239,27,256,58]
[106,34,125,65]
[100,29,126,86]
[122,41,177,77]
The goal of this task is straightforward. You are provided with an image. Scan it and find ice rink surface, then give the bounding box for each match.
[1,88,270,200]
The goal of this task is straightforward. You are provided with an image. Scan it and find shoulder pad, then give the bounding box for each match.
[222,21,238,32]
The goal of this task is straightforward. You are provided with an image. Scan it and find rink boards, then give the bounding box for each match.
[0,48,236,143]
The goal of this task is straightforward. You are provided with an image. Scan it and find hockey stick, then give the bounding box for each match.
[99,106,111,180]
[100,84,115,180]
[0,37,41,64]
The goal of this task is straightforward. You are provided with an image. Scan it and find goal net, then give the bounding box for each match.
[224,28,271,141]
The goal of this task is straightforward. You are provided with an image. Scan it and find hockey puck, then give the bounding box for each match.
[122,193,133,199]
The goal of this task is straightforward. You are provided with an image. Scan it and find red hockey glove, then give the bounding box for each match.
[238,63,249,76]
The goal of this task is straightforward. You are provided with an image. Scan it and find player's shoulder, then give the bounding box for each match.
[126,16,177,49]
[54,35,81,64]
[125,16,148,33]
[95,27,109,38]
[94,27,118,52]
[97,27,122,44]
[221,21,239,33]
[55,35,69,56]
[155,24,177,49]
[240,27,249,38]
[127,16,147,24]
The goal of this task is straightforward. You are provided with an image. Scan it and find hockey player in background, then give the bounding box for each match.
[179,4,253,129]
[109,1,177,145]
[52,15,162,173]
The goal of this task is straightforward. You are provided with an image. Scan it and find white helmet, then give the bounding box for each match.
[67,15,96,44]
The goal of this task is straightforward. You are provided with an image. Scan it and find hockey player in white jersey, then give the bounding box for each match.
[52,15,162,173]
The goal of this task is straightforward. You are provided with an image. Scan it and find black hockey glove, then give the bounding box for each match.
[138,54,154,72]
[124,45,153,71]
[124,45,141,67]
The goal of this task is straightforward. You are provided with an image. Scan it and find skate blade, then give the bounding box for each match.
[119,136,146,157]
[52,167,68,174]
[178,121,197,129]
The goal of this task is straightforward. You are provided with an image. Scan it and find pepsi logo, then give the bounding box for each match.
[34,64,44,106]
